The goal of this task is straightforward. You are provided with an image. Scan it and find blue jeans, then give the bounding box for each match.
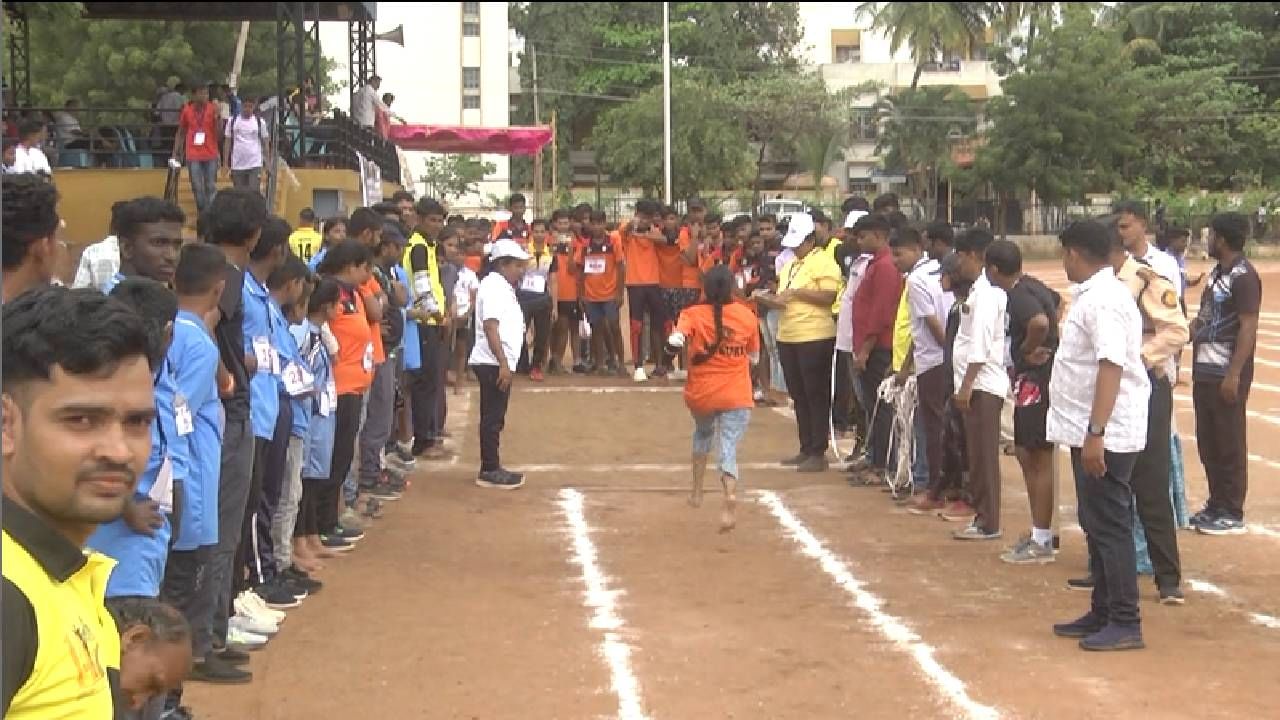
[761,310,786,393]
[692,408,751,480]
[188,159,219,212]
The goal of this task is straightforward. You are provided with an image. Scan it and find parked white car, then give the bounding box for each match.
[758,198,810,224]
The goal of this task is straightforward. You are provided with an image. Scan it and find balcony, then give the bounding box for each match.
[820,60,1002,99]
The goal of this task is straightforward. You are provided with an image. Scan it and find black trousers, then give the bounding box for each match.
[1072,448,1140,627]
[161,545,214,657]
[251,395,292,585]
[295,480,320,537]
[530,304,552,368]
[319,394,363,531]
[777,338,836,458]
[409,325,449,445]
[474,364,511,472]
[916,364,949,493]
[232,437,268,596]
[1193,375,1252,519]
[1131,374,1181,590]
[859,348,893,468]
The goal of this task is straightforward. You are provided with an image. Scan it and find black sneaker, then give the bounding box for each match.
[161,705,196,720]
[330,524,365,541]
[283,566,323,594]
[254,580,302,609]
[572,363,588,374]
[797,455,829,473]
[1052,611,1107,638]
[320,534,355,553]
[1066,574,1095,591]
[780,453,808,467]
[189,654,252,684]
[216,648,251,665]
[1080,623,1145,651]
[476,469,525,490]
[1158,586,1185,606]
[365,482,402,501]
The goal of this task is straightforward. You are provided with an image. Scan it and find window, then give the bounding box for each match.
[463,67,481,89]
[462,95,481,110]
[851,112,877,141]
[462,1,480,16]
[463,21,480,37]
[834,45,861,63]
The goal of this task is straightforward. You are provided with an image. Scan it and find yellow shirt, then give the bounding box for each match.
[891,286,913,372]
[289,227,323,262]
[402,232,446,326]
[2,499,119,720]
[777,249,842,343]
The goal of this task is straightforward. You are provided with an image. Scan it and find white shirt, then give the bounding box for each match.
[52,111,81,144]
[453,266,479,318]
[13,144,51,175]
[906,258,953,375]
[469,272,526,368]
[1138,243,1183,299]
[225,114,269,170]
[835,254,870,353]
[952,271,1009,398]
[353,84,381,127]
[1047,266,1151,453]
[72,236,121,291]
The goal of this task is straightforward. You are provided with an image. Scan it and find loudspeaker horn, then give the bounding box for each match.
[375,25,405,46]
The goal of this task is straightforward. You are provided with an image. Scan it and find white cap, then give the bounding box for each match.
[489,238,531,261]
[781,213,816,248]
[843,210,869,229]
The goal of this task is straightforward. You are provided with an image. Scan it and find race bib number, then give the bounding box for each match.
[193,131,207,147]
[521,274,547,293]
[584,256,607,275]
[362,342,375,373]
[282,361,314,397]
[320,380,336,417]
[174,393,195,436]
[413,271,434,296]
[252,336,274,374]
[736,272,747,290]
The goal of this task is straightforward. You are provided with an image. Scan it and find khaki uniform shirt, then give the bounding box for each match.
[1117,255,1189,380]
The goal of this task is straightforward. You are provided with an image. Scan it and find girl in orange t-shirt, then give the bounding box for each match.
[668,265,760,531]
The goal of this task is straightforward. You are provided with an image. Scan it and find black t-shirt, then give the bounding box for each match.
[375,260,405,349]
[1006,274,1060,378]
[215,262,249,419]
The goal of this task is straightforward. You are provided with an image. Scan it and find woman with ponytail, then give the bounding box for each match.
[666,264,761,531]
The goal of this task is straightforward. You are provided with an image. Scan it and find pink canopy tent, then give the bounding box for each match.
[387,124,554,155]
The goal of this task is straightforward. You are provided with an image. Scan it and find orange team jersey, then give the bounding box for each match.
[621,225,660,286]
[677,300,760,416]
[553,237,584,302]
[331,282,375,395]
[655,232,685,289]
[676,227,701,289]
[575,235,625,302]
[358,275,385,364]
[698,243,738,274]
[463,254,484,274]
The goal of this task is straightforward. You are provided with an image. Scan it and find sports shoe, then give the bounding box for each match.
[476,469,525,490]
[161,705,198,720]
[937,501,976,522]
[633,367,648,382]
[235,591,286,624]
[392,442,417,469]
[780,453,808,466]
[615,364,631,379]
[1196,516,1246,536]
[283,566,323,595]
[216,647,251,665]
[189,654,252,684]
[329,524,365,542]
[253,581,302,610]
[384,452,415,475]
[1080,624,1145,651]
[364,482,402,502]
[797,455,828,473]
[225,626,269,650]
[320,534,355,552]
[1000,536,1055,565]
[230,612,278,637]
[530,367,545,382]
[339,506,369,531]
[1066,574,1095,591]
[670,368,687,381]
[952,522,1001,541]
[651,366,668,379]
[362,496,385,519]
[905,496,946,515]
[572,363,589,374]
[753,388,766,402]
[548,361,565,376]
[1159,586,1185,606]
[1053,611,1107,638]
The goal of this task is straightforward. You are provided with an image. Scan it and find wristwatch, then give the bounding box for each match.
[1086,422,1106,437]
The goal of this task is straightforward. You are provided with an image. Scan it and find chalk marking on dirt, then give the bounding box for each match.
[1178,432,1280,472]
[1250,613,1280,629]
[556,489,649,720]
[512,462,783,474]
[522,385,683,394]
[1174,392,1280,423]
[756,490,1001,720]
[1185,580,1280,632]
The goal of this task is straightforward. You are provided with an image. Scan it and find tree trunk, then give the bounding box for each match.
[910,63,923,90]
[1025,18,1038,62]
[751,142,768,217]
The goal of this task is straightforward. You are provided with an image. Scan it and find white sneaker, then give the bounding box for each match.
[231,612,279,637]
[670,369,687,381]
[633,367,648,383]
[225,626,269,649]
[236,591,286,624]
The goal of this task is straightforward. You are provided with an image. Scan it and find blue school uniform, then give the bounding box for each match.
[169,311,223,550]
[292,320,336,480]
[243,271,280,440]
[271,299,313,438]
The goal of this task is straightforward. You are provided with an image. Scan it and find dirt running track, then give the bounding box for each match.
[187,260,1280,720]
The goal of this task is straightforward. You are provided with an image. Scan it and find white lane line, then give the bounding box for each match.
[1177,431,1280,472]
[756,490,1001,720]
[1251,614,1280,629]
[514,462,783,473]
[1184,578,1280,629]
[556,489,649,720]
[522,385,682,394]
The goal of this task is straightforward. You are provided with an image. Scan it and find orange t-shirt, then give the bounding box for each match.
[677,301,760,416]
[655,234,685,289]
[676,228,701,289]
[553,237,584,302]
[621,225,660,286]
[358,275,385,364]
[698,243,740,275]
[331,283,374,395]
[463,254,484,274]
[575,235,625,302]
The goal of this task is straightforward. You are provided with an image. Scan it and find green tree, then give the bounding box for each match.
[874,86,977,218]
[974,9,1140,202]
[419,155,498,202]
[854,2,988,88]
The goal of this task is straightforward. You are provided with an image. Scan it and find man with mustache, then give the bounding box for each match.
[2,286,156,718]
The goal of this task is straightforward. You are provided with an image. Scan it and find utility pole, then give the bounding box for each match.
[531,43,544,217]
[230,21,250,92]
[551,109,559,200]
[662,2,672,206]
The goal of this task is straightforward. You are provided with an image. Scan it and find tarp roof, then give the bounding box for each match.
[387,125,554,156]
[79,2,374,22]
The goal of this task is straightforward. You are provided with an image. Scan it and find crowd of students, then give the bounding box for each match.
[0,167,1264,720]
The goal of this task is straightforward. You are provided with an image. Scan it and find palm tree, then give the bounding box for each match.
[855,2,989,88]
[873,86,978,218]
[1099,2,1170,63]
[986,2,1061,58]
